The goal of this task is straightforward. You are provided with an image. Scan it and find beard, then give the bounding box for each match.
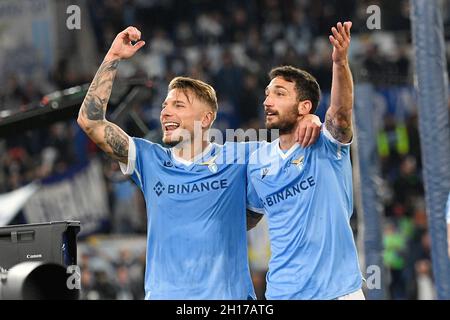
[265,103,299,134]
[162,129,190,147]
[163,138,182,147]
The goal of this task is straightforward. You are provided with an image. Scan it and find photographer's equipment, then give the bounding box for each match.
[0,221,80,270]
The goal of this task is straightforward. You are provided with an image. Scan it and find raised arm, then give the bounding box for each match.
[77,26,145,163]
[325,21,353,143]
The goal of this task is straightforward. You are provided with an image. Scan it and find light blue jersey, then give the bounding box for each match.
[120,138,260,300]
[247,127,363,300]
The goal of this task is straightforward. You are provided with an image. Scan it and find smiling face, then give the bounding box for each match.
[160,88,213,147]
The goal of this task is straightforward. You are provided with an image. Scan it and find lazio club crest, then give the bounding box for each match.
[291,155,305,171]
[200,155,219,173]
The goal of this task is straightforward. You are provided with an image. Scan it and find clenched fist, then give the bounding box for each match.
[106,26,145,60]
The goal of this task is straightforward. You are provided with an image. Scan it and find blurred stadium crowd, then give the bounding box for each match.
[1,0,450,300]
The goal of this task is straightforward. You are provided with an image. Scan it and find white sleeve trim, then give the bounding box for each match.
[247,206,265,215]
[119,136,136,175]
[322,125,353,146]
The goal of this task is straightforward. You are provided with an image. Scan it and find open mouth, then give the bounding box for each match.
[163,122,180,132]
[265,110,278,118]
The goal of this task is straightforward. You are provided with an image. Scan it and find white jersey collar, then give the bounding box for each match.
[171,143,214,166]
[274,138,300,160]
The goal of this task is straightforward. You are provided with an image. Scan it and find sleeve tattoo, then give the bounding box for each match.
[104,125,128,160]
[79,59,130,162]
[325,108,353,143]
[81,59,120,121]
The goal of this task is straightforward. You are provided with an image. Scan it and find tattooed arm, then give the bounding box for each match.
[325,21,354,143]
[77,26,145,163]
[77,58,129,162]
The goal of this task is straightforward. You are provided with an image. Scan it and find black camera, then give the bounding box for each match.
[0,221,81,299]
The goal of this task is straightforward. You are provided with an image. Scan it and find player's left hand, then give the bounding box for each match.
[329,21,352,65]
[296,114,322,148]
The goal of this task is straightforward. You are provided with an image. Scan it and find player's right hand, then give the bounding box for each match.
[106,26,145,60]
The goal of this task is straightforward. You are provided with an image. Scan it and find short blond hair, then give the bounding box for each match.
[168,76,218,113]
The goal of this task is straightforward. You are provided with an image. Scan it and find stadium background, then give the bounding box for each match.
[0,0,449,300]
